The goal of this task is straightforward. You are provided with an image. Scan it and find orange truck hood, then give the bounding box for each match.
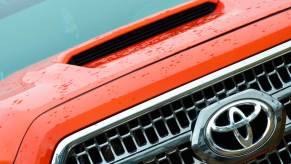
[0,0,291,163]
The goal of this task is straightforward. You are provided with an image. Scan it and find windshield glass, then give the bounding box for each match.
[0,0,189,79]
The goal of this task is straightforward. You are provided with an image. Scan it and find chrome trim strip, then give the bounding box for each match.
[52,40,291,164]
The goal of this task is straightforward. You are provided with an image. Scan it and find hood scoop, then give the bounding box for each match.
[67,1,217,66]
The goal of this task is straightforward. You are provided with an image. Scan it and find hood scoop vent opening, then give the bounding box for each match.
[68,1,217,66]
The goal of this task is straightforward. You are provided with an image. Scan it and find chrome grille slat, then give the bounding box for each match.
[52,41,291,164]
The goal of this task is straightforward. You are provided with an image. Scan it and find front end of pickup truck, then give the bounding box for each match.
[0,0,290,163]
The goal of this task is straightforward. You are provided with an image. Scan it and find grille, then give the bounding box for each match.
[140,128,291,164]
[67,46,291,163]
[68,2,216,66]
[140,95,291,164]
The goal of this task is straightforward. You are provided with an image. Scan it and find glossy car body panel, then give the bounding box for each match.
[0,0,290,163]
[17,10,291,164]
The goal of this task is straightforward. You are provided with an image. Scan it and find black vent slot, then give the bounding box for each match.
[68,2,217,66]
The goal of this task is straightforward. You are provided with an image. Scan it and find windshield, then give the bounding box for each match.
[0,0,189,79]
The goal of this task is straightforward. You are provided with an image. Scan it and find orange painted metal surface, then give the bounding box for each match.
[0,0,290,164]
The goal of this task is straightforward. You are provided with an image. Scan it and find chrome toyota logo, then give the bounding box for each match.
[191,90,285,163]
[205,99,275,157]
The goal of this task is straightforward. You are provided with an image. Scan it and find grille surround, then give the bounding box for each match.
[52,41,291,164]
